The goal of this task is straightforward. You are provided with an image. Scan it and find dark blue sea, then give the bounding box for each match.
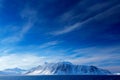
[0,75,119,80]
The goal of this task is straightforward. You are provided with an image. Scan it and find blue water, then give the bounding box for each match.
[0,75,119,80]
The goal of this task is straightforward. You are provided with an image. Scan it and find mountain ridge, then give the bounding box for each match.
[26,61,112,75]
[0,67,26,75]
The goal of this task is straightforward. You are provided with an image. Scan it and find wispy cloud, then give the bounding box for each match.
[73,46,120,55]
[39,41,60,49]
[51,22,82,35]
[19,6,37,39]
[0,53,66,70]
[0,45,119,72]
[1,6,38,44]
[0,47,13,56]
[0,54,45,70]
[62,46,120,72]
[58,0,117,22]
[68,53,120,65]
[51,3,120,36]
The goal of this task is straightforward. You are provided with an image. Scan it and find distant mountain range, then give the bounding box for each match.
[0,68,26,75]
[0,62,112,75]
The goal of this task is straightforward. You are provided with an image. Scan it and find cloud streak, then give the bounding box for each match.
[51,4,120,35]
[1,6,38,44]
[56,46,120,72]
[51,22,82,35]
[0,45,119,72]
[39,41,60,49]
[0,54,45,70]
[0,0,119,73]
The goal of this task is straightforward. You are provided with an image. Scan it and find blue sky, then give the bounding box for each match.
[0,0,120,72]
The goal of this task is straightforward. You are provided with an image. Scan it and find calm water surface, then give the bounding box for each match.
[0,75,119,80]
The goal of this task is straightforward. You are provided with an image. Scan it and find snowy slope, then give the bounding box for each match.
[26,62,112,75]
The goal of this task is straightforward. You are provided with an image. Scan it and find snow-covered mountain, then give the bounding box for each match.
[0,68,26,75]
[26,62,112,75]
